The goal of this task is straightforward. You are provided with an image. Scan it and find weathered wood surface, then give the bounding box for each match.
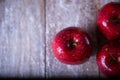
[46,0,99,78]
[0,0,119,78]
[46,0,120,78]
[0,0,45,77]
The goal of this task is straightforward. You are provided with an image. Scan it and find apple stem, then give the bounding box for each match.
[119,15,120,19]
[105,48,117,62]
[107,18,120,23]
[72,42,77,47]
[109,52,117,62]
[67,40,77,49]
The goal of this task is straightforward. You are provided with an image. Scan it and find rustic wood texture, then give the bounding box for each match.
[0,0,45,77]
[0,0,119,78]
[46,0,120,78]
[46,0,99,78]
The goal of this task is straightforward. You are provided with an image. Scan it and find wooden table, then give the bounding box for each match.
[0,0,119,79]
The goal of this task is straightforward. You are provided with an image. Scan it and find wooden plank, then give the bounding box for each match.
[46,0,99,78]
[0,0,45,77]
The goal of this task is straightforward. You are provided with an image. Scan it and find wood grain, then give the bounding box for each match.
[46,0,99,78]
[0,0,119,78]
[0,0,45,77]
[46,0,120,78]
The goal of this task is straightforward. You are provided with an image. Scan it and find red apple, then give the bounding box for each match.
[97,40,120,77]
[97,2,120,40]
[52,27,93,65]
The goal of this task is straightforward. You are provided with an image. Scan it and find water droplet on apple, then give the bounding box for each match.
[102,21,107,27]
[118,57,120,62]
[57,47,63,54]
[86,68,89,71]
[85,37,90,45]
[105,48,108,51]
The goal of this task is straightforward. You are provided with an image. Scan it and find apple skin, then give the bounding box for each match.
[97,40,120,77]
[52,27,93,65]
[97,2,120,40]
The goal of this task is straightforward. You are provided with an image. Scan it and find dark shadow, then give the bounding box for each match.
[0,0,5,26]
[0,76,120,80]
[0,77,45,80]
[76,2,102,56]
[96,27,108,51]
[46,77,120,80]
